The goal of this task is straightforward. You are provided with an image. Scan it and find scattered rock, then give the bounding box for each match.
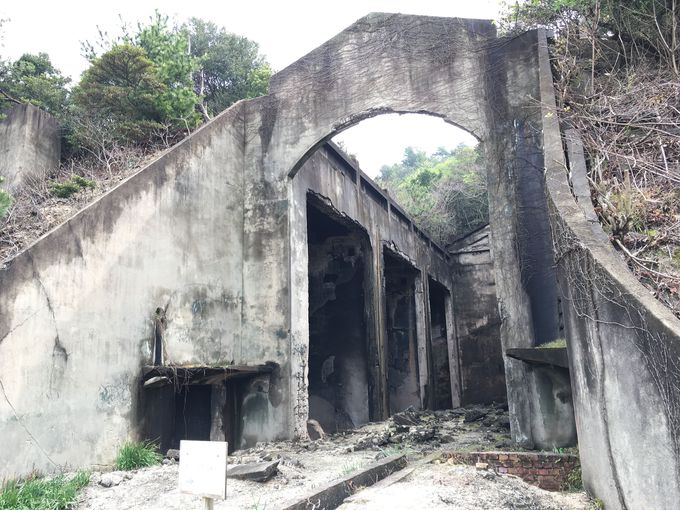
[392,406,421,426]
[494,401,509,411]
[497,416,511,430]
[409,426,436,442]
[99,473,123,488]
[464,408,488,423]
[475,462,489,470]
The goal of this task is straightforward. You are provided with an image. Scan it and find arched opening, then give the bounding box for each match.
[291,111,509,433]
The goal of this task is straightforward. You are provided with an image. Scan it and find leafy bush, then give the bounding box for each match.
[0,178,11,220]
[49,175,95,198]
[0,471,90,510]
[115,442,162,470]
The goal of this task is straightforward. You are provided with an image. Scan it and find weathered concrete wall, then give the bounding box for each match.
[0,103,60,191]
[0,107,252,479]
[448,226,505,405]
[483,29,566,448]
[538,29,680,509]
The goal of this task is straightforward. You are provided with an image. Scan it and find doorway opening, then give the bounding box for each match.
[428,277,453,410]
[383,247,421,414]
[306,194,374,433]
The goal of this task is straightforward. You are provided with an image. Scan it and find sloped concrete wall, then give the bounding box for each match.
[538,29,680,509]
[0,107,251,478]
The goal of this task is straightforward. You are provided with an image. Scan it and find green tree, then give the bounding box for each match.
[0,53,70,117]
[73,44,166,144]
[186,17,272,119]
[377,145,488,244]
[136,13,201,128]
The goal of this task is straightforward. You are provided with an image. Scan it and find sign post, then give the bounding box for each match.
[179,440,228,509]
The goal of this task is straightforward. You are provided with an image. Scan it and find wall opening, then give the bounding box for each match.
[383,247,421,414]
[306,194,373,433]
[428,277,453,410]
[447,226,507,405]
[142,377,250,454]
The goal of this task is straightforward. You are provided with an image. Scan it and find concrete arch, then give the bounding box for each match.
[286,109,482,179]
[239,13,561,444]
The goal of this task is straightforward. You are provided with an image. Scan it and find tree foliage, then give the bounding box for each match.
[503,0,680,73]
[0,53,70,117]
[186,18,271,119]
[74,12,271,146]
[74,13,202,146]
[377,145,488,244]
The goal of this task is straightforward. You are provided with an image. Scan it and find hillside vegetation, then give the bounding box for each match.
[504,0,680,319]
[0,13,270,262]
[376,145,489,246]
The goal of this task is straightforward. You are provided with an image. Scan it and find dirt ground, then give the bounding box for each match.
[75,405,590,510]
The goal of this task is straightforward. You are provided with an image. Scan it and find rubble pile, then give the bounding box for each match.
[229,402,513,467]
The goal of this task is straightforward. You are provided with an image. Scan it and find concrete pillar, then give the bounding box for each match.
[445,292,462,408]
[210,383,227,442]
[414,272,430,409]
[0,104,60,191]
[374,244,389,419]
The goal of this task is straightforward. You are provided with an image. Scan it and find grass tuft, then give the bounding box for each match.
[115,441,162,471]
[538,338,567,349]
[0,471,90,510]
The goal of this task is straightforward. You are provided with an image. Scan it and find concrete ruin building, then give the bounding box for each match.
[1,14,680,510]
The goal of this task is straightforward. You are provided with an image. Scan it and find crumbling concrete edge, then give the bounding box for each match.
[343,452,441,503]
[280,453,407,510]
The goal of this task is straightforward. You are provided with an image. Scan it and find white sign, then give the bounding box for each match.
[179,440,228,499]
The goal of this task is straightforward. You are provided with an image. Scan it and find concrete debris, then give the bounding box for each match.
[227,460,280,482]
[464,408,488,422]
[75,403,589,509]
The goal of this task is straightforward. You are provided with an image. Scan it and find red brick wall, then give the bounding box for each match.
[444,451,579,491]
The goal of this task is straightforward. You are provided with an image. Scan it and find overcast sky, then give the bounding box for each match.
[0,0,502,176]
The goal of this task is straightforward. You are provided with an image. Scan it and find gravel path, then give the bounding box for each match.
[340,462,590,510]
